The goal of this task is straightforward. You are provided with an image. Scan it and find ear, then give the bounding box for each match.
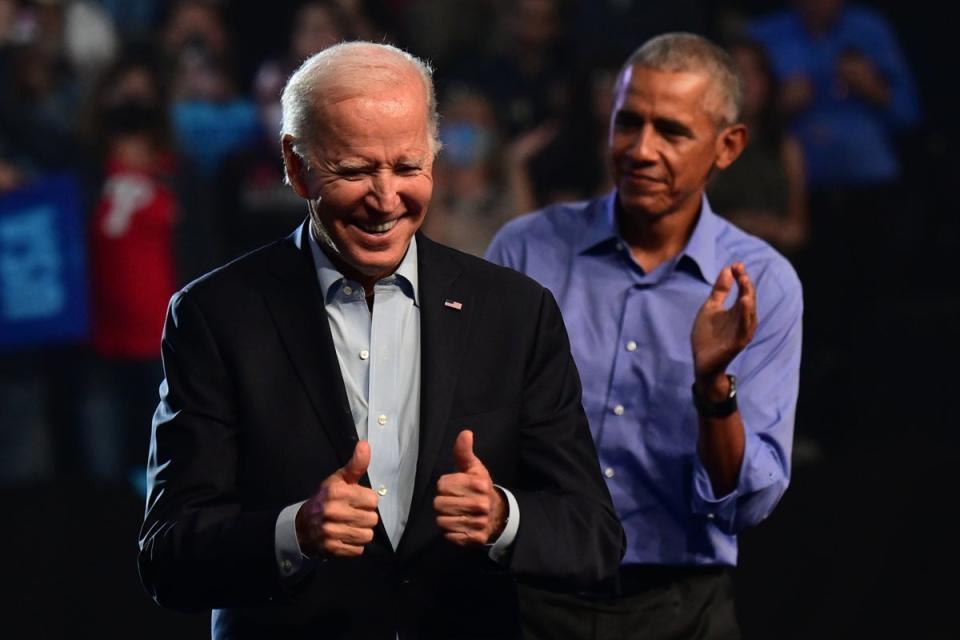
[714,123,747,171]
[281,134,311,199]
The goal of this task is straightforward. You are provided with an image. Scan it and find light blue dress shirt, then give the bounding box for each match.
[312,228,422,548]
[275,225,518,577]
[486,193,802,567]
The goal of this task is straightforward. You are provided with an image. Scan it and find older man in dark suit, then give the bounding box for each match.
[137,41,624,639]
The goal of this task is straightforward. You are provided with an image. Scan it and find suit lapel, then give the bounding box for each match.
[262,225,358,468]
[400,235,473,555]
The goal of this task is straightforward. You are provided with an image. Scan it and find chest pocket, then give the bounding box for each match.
[647,355,698,456]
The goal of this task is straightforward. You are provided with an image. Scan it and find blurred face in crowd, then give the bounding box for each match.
[98,64,167,139]
[511,0,561,50]
[608,65,744,222]
[795,0,844,33]
[730,45,772,121]
[164,1,228,59]
[438,90,497,173]
[286,66,434,288]
[103,66,159,105]
[292,4,344,61]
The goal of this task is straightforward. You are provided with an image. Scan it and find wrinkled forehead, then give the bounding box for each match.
[314,64,428,118]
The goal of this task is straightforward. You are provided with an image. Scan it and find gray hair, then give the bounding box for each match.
[622,32,743,127]
[280,41,441,160]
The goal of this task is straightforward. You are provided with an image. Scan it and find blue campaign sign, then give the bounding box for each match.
[0,173,90,351]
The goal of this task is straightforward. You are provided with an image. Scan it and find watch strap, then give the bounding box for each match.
[692,374,738,418]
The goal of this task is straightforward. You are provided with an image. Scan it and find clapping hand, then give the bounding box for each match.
[691,262,757,384]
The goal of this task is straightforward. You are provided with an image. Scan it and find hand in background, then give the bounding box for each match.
[779,75,814,116]
[434,430,506,546]
[836,50,890,105]
[295,440,379,557]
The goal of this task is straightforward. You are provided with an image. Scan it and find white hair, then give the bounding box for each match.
[280,41,441,160]
[622,32,743,127]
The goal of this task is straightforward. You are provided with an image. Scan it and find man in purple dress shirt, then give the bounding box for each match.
[486,33,803,639]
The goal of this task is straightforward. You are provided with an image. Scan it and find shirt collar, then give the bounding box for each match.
[581,191,722,284]
[679,194,722,285]
[574,191,621,254]
[305,220,420,305]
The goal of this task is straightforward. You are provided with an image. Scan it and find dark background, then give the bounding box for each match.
[2,0,956,638]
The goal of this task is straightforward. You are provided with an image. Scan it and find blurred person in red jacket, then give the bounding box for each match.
[83,52,181,493]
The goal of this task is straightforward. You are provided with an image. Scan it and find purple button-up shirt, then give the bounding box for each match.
[485,192,802,566]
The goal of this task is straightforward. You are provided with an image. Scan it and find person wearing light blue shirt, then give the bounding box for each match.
[274,228,519,575]
[139,41,623,639]
[487,33,802,639]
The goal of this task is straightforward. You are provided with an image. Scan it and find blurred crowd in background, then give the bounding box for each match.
[0,0,945,502]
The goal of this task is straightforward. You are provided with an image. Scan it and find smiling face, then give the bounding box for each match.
[285,72,434,288]
[609,65,744,225]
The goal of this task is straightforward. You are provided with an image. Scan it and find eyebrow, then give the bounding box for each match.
[654,117,694,136]
[333,158,375,171]
[333,156,426,171]
[615,110,694,137]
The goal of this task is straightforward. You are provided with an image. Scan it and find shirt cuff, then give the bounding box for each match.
[275,500,310,580]
[486,485,519,563]
[692,451,740,527]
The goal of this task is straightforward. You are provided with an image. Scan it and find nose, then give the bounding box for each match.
[624,124,658,165]
[366,171,401,213]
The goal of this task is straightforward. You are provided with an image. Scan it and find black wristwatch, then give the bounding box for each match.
[692,374,738,418]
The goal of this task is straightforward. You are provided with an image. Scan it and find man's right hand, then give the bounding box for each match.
[295,441,379,557]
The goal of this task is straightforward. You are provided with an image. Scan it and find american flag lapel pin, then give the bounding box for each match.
[443,299,463,311]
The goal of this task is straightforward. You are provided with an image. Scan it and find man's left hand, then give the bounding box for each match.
[692,262,757,385]
[434,430,507,546]
[836,51,890,105]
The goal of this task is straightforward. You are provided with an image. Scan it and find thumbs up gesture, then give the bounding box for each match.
[296,441,380,557]
[434,430,507,546]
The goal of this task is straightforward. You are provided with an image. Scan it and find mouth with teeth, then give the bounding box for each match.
[355,219,399,235]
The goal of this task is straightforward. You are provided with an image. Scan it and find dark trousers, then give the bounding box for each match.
[80,356,163,482]
[519,566,739,640]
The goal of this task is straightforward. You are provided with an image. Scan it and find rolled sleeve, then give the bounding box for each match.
[692,262,802,534]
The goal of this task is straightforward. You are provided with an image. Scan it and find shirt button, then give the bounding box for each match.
[626,340,637,352]
[359,350,369,360]
[281,559,292,573]
[377,485,388,496]
[707,513,715,520]
[378,414,387,426]
[343,285,353,296]
[604,467,615,479]
[613,404,625,416]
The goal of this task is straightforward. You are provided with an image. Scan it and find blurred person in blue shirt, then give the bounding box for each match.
[747,0,920,188]
[748,1,921,432]
[487,32,802,640]
[162,0,259,178]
